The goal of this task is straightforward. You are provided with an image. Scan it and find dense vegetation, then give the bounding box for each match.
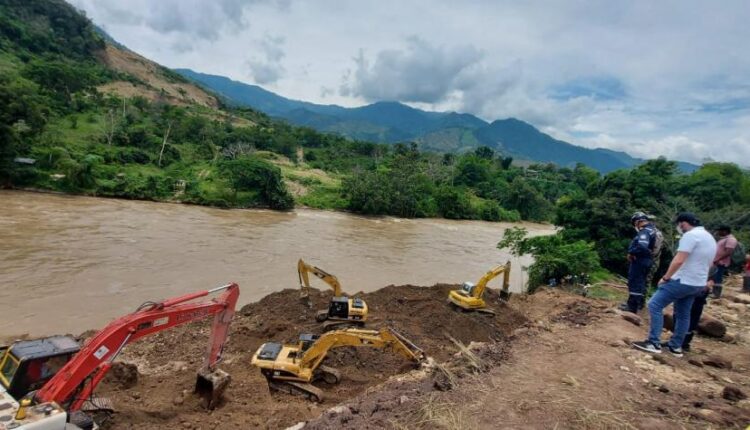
[1,0,749,287]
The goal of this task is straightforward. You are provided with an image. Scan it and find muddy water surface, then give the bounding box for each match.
[0,190,554,336]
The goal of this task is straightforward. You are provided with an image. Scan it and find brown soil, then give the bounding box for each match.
[304,279,750,430]
[98,284,526,429]
[96,44,218,108]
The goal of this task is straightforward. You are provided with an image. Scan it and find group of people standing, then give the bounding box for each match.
[622,211,742,357]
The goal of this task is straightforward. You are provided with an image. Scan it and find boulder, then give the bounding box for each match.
[698,315,727,338]
[621,312,642,326]
[703,355,732,370]
[662,314,726,338]
[721,385,747,401]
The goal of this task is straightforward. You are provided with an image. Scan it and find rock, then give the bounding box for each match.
[284,423,306,430]
[688,358,704,367]
[621,312,642,326]
[720,333,736,343]
[651,354,671,366]
[722,385,747,401]
[712,298,729,307]
[698,315,727,337]
[105,361,139,389]
[131,391,141,400]
[721,313,739,322]
[703,355,733,369]
[658,385,670,393]
[726,302,746,312]
[730,293,750,304]
[173,394,185,406]
[399,395,409,404]
[619,366,630,372]
[328,405,350,415]
[693,408,724,424]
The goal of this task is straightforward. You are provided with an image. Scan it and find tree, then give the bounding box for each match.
[498,227,601,292]
[474,145,495,160]
[435,185,475,219]
[219,157,293,209]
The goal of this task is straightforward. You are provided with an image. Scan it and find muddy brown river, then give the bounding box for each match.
[0,190,554,336]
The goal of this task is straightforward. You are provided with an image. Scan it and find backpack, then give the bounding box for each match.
[651,227,664,257]
[731,240,746,269]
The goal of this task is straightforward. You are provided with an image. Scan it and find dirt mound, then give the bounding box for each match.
[100,284,526,429]
[552,300,599,326]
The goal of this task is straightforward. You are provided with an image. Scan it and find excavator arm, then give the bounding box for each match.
[472,261,511,299]
[298,258,343,297]
[34,283,239,411]
[298,327,424,371]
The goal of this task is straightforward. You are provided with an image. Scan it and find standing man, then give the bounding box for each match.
[623,212,657,313]
[711,225,737,298]
[633,213,716,357]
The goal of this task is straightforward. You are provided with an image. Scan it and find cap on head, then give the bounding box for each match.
[674,212,700,226]
[630,211,650,224]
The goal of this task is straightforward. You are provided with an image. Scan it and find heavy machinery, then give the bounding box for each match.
[297,259,368,330]
[0,283,239,430]
[251,327,424,402]
[448,261,511,315]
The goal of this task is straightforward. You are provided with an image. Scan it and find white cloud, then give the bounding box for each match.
[70,0,750,166]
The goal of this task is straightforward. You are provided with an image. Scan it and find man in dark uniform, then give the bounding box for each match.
[624,212,657,313]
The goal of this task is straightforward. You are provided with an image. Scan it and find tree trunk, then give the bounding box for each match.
[158,121,173,167]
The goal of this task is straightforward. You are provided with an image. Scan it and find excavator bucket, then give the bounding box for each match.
[499,290,512,301]
[195,368,231,409]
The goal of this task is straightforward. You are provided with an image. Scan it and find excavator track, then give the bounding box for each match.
[322,319,365,331]
[315,365,342,384]
[267,379,324,402]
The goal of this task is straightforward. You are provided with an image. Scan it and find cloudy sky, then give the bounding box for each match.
[69,0,750,165]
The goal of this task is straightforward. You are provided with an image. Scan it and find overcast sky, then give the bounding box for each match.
[69,0,750,165]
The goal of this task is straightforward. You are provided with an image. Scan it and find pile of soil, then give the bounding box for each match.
[99,284,526,429]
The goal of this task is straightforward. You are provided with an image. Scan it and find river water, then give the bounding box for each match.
[0,190,554,336]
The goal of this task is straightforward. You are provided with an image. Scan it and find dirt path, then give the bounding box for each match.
[303,279,750,429]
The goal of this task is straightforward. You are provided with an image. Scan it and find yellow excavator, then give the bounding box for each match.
[448,261,511,315]
[250,327,424,402]
[298,258,368,330]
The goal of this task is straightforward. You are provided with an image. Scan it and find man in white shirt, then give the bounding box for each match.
[632,213,717,357]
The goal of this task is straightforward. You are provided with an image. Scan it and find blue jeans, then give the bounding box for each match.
[647,279,705,348]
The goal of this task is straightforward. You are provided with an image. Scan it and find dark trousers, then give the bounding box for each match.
[683,290,709,349]
[711,265,728,298]
[627,258,652,313]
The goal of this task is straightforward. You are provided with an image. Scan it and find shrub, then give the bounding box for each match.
[498,227,601,293]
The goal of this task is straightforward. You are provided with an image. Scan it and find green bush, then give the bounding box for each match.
[436,185,475,219]
[498,227,601,293]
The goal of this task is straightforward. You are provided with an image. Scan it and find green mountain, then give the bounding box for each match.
[176,69,698,173]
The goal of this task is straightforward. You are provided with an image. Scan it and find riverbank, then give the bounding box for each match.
[0,189,554,336]
[50,276,748,429]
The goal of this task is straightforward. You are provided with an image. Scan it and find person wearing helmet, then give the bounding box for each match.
[623,211,658,313]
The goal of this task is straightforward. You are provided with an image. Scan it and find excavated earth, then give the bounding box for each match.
[96,284,527,429]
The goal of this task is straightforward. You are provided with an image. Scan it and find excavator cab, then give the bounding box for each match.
[0,336,80,400]
[457,282,476,296]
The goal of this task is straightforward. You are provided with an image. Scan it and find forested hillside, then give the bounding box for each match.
[1,0,748,282]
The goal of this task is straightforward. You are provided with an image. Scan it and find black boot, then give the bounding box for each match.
[682,332,694,352]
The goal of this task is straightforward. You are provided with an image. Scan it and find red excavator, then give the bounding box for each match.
[0,283,239,430]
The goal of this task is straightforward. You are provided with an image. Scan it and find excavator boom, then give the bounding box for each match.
[448,261,511,313]
[34,283,239,411]
[298,258,343,297]
[297,327,424,370]
[473,261,511,299]
[251,327,424,401]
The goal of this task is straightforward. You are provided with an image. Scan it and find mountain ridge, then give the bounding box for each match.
[175,69,698,173]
